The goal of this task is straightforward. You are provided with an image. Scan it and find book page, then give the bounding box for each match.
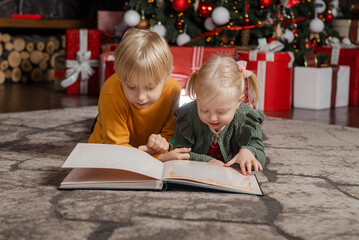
[162,160,262,195]
[62,168,158,183]
[62,143,163,180]
[60,169,163,190]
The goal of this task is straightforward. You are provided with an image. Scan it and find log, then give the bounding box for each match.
[49,36,60,50]
[36,41,45,51]
[2,33,11,43]
[0,60,9,70]
[8,51,21,68]
[30,50,43,65]
[50,50,65,68]
[61,35,66,49]
[46,68,55,82]
[31,68,43,82]
[20,51,30,59]
[5,69,12,79]
[13,38,26,51]
[4,42,14,51]
[0,70,5,85]
[20,59,32,72]
[11,67,21,83]
[26,42,34,52]
[0,43,2,57]
[39,60,47,71]
[43,52,50,61]
[46,40,55,54]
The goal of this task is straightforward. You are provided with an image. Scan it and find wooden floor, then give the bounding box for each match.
[1,82,358,128]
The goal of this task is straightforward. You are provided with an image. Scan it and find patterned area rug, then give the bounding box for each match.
[0,106,358,239]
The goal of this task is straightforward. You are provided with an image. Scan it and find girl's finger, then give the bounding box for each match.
[240,162,246,176]
[253,162,259,172]
[224,158,236,167]
[246,161,252,175]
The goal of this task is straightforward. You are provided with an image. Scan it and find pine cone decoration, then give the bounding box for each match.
[241,29,250,46]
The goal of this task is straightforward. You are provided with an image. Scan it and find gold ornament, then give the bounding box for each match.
[309,32,320,40]
[137,17,149,29]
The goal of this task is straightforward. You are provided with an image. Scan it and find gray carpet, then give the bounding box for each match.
[0,106,358,240]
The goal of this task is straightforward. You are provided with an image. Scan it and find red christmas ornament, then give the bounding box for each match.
[324,13,334,23]
[172,0,189,12]
[243,17,250,25]
[292,28,297,34]
[198,2,213,18]
[260,0,273,8]
[305,40,312,48]
[176,20,184,29]
[281,0,300,8]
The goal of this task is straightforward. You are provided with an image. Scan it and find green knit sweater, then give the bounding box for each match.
[173,101,266,166]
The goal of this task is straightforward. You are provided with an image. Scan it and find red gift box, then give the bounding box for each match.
[236,50,294,111]
[61,29,100,95]
[96,46,236,89]
[97,11,126,45]
[314,46,359,106]
[170,46,236,88]
[99,51,115,91]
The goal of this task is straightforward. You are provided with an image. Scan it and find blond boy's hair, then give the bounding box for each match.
[187,56,260,105]
[114,28,173,87]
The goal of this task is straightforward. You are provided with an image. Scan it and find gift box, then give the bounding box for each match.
[97,10,126,45]
[97,46,236,89]
[236,50,294,111]
[331,19,358,44]
[54,53,66,92]
[99,51,115,91]
[314,46,359,106]
[293,66,350,110]
[61,29,100,95]
[170,46,236,88]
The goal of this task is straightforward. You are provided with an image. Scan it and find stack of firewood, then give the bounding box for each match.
[0,32,66,85]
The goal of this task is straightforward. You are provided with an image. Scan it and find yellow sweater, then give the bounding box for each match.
[89,74,181,152]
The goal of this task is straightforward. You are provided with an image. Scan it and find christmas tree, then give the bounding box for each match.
[122,0,341,66]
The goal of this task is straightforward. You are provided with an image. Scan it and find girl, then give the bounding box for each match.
[173,56,266,176]
[89,28,190,160]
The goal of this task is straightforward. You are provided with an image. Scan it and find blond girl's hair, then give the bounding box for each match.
[114,28,173,87]
[187,56,260,105]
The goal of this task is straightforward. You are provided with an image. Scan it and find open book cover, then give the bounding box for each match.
[59,143,263,195]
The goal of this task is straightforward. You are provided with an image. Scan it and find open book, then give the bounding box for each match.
[59,143,263,195]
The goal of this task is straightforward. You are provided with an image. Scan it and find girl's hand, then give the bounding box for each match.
[158,148,191,162]
[208,159,224,167]
[224,148,263,176]
[138,134,169,154]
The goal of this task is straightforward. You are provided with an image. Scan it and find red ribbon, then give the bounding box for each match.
[330,66,339,108]
[349,20,358,43]
[187,17,310,45]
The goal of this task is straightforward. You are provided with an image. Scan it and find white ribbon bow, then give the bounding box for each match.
[326,37,357,49]
[250,38,294,68]
[256,40,285,52]
[61,51,99,89]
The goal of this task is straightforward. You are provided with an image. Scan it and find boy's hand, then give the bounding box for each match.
[158,148,191,162]
[224,148,263,176]
[138,134,169,155]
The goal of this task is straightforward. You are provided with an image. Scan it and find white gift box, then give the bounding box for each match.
[331,19,359,42]
[293,66,350,110]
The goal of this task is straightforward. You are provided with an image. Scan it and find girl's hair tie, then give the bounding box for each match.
[236,60,253,79]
